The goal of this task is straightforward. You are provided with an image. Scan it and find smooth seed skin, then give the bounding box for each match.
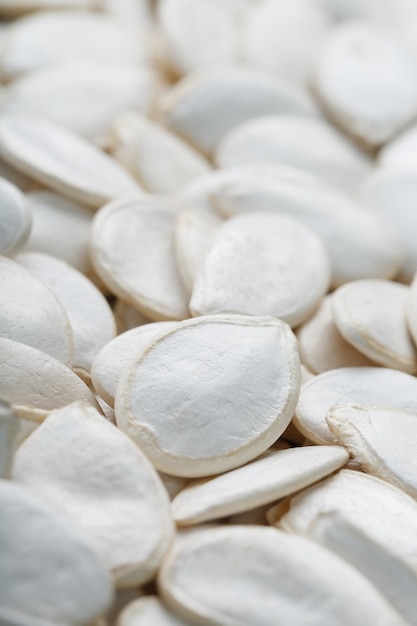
[0,255,74,366]
[0,479,113,626]
[12,402,175,589]
[17,251,116,372]
[23,190,93,275]
[157,526,406,626]
[172,445,349,526]
[215,115,372,193]
[91,195,190,322]
[160,68,319,156]
[327,404,417,499]
[0,114,142,208]
[332,279,417,373]
[294,367,417,444]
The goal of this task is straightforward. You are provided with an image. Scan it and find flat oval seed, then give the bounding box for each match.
[297,295,375,373]
[174,205,222,292]
[2,64,158,146]
[17,252,116,373]
[180,162,313,213]
[172,445,348,526]
[241,0,329,85]
[332,280,417,373]
[115,315,300,477]
[215,115,372,192]
[13,402,174,589]
[0,114,142,209]
[0,176,31,256]
[111,113,211,194]
[327,404,417,499]
[160,68,318,155]
[91,196,190,321]
[119,596,198,626]
[294,367,417,444]
[0,337,98,422]
[212,173,402,286]
[0,479,113,626]
[158,526,405,626]
[312,22,417,146]
[361,169,417,283]
[0,399,19,478]
[190,213,330,327]
[0,10,148,78]
[158,0,239,77]
[92,322,178,407]
[23,190,93,275]
[280,470,417,604]
[305,511,417,626]
[0,255,73,365]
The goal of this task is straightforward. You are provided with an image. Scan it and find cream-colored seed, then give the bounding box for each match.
[4,2,417,622]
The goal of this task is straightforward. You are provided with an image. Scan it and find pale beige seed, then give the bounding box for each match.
[305,511,417,626]
[115,315,300,477]
[17,251,116,373]
[2,64,158,146]
[190,213,331,327]
[23,190,93,275]
[13,402,175,589]
[0,9,149,77]
[241,0,329,85]
[279,469,417,624]
[0,337,98,422]
[160,68,318,156]
[91,196,190,322]
[212,171,402,286]
[92,322,178,407]
[361,169,417,283]
[332,280,417,374]
[294,367,417,444]
[111,113,211,194]
[297,295,375,373]
[0,255,74,366]
[172,446,348,526]
[0,114,142,209]
[0,479,113,626]
[215,115,372,193]
[328,404,417,499]
[158,525,405,626]
[312,22,417,146]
